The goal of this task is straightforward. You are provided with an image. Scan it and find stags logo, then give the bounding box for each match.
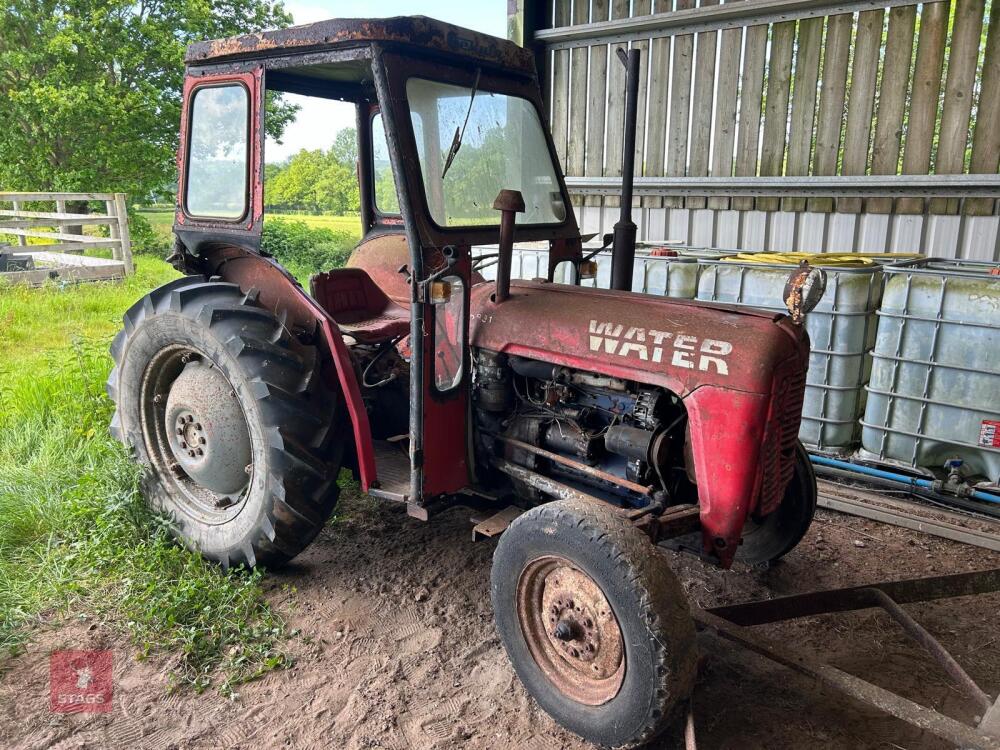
[589,320,733,375]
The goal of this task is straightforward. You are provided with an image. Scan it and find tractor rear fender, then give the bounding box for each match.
[196,246,377,490]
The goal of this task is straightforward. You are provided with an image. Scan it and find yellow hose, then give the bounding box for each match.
[723,252,923,267]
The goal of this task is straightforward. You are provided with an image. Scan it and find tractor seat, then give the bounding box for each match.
[310,268,410,343]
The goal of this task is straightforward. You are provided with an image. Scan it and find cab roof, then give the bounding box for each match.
[184,15,536,76]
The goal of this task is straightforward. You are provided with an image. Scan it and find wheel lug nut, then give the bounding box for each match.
[153,394,163,404]
[188,450,195,457]
[196,448,203,456]
[199,437,206,445]
[180,441,187,449]
[194,423,202,430]
[244,463,253,475]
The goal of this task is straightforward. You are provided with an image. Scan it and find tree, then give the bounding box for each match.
[0,0,297,201]
[263,128,361,215]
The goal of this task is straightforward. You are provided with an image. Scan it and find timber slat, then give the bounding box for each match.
[839,9,884,214]
[585,0,611,209]
[966,1,1000,217]
[665,0,695,209]
[642,0,671,210]
[686,0,720,210]
[757,20,795,212]
[930,0,987,215]
[707,25,742,210]
[869,4,917,214]
[550,0,571,170]
[807,13,852,212]
[783,16,823,212]
[567,0,590,208]
[733,23,768,211]
[897,1,949,215]
[604,0,631,210]
[631,0,652,211]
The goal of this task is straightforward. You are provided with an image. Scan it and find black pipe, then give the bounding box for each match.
[610,48,641,292]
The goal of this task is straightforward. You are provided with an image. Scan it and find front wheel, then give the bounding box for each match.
[736,440,817,565]
[107,276,344,569]
[492,498,696,748]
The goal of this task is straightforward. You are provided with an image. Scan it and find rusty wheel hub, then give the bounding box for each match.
[516,556,625,705]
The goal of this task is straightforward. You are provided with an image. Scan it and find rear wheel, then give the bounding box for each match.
[107,276,344,569]
[492,498,696,748]
[736,440,817,565]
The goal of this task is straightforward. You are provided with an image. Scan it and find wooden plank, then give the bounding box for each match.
[868,4,917,214]
[686,0,720,210]
[10,200,27,246]
[782,17,823,212]
[930,0,986,214]
[0,209,116,222]
[631,0,652,210]
[708,26,742,210]
[757,20,796,212]
[0,227,120,244]
[733,24,768,210]
[585,0,610,208]
[838,9,884,214]
[0,263,126,288]
[0,192,115,201]
[113,193,134,275]
[808,13,853,212]
[642,0,672,210]
[566,0,590,207]
[23,251,124,267]
[665,0,695,209]
[898,1,949,214]
[604,0,631,209]
[550,0,572,170]
[964,0,1000,216]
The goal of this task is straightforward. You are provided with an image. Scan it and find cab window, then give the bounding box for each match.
[372,113,400,215]
[185,84,249,219]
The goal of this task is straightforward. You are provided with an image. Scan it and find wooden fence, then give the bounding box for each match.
[0,192,134,285]
[511,0,1000,260]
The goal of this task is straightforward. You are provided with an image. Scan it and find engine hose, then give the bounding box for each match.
[809,455,1000,506]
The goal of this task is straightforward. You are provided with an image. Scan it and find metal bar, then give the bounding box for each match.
[866,587,993,713]
[564,174,1000,197]
[487,433,653,496]
[706,569,1000,625]
[536,0,932,49]
[693,608,1000,750]
[492,457,620,507]
[816,494,1000,549]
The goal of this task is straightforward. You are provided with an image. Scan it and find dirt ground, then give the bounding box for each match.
[2,488,999,750]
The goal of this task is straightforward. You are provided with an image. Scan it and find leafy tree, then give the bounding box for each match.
[0,0,297,200]
[264,128,360,215]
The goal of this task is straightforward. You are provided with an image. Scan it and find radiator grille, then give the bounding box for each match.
[758,363,806,516]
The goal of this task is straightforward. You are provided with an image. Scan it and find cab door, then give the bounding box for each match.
[175,67,265,250]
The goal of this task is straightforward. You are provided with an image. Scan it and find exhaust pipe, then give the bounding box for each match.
[609,48,641,293]
[493,189,525,303]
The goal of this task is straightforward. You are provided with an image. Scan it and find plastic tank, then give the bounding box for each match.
[860,259,1000,486]
[695,253,919,452]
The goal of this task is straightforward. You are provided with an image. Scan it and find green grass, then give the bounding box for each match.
[138,208,362,244]
[0,258,292,694]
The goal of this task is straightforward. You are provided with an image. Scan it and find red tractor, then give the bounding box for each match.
[109,17,822,747]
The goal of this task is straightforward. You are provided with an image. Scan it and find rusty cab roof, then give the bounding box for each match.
[184,15,536,76]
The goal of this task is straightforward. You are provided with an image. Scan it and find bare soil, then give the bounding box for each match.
[2,489,998,750]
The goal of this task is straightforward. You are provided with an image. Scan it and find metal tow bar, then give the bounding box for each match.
[691,569,1000,749]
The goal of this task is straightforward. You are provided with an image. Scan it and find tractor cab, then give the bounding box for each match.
[171,17,585,513]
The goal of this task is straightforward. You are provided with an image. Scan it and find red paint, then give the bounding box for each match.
[470,279,809,567]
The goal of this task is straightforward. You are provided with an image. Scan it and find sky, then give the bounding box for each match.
[265,1,507,163]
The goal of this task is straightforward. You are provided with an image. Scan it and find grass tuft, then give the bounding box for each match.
[0,258,291,694]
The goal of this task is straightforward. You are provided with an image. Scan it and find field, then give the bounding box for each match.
[138,208,362,244]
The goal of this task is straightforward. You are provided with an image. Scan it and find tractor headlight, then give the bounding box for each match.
[783,262,827,324]
[430,280,452,304]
